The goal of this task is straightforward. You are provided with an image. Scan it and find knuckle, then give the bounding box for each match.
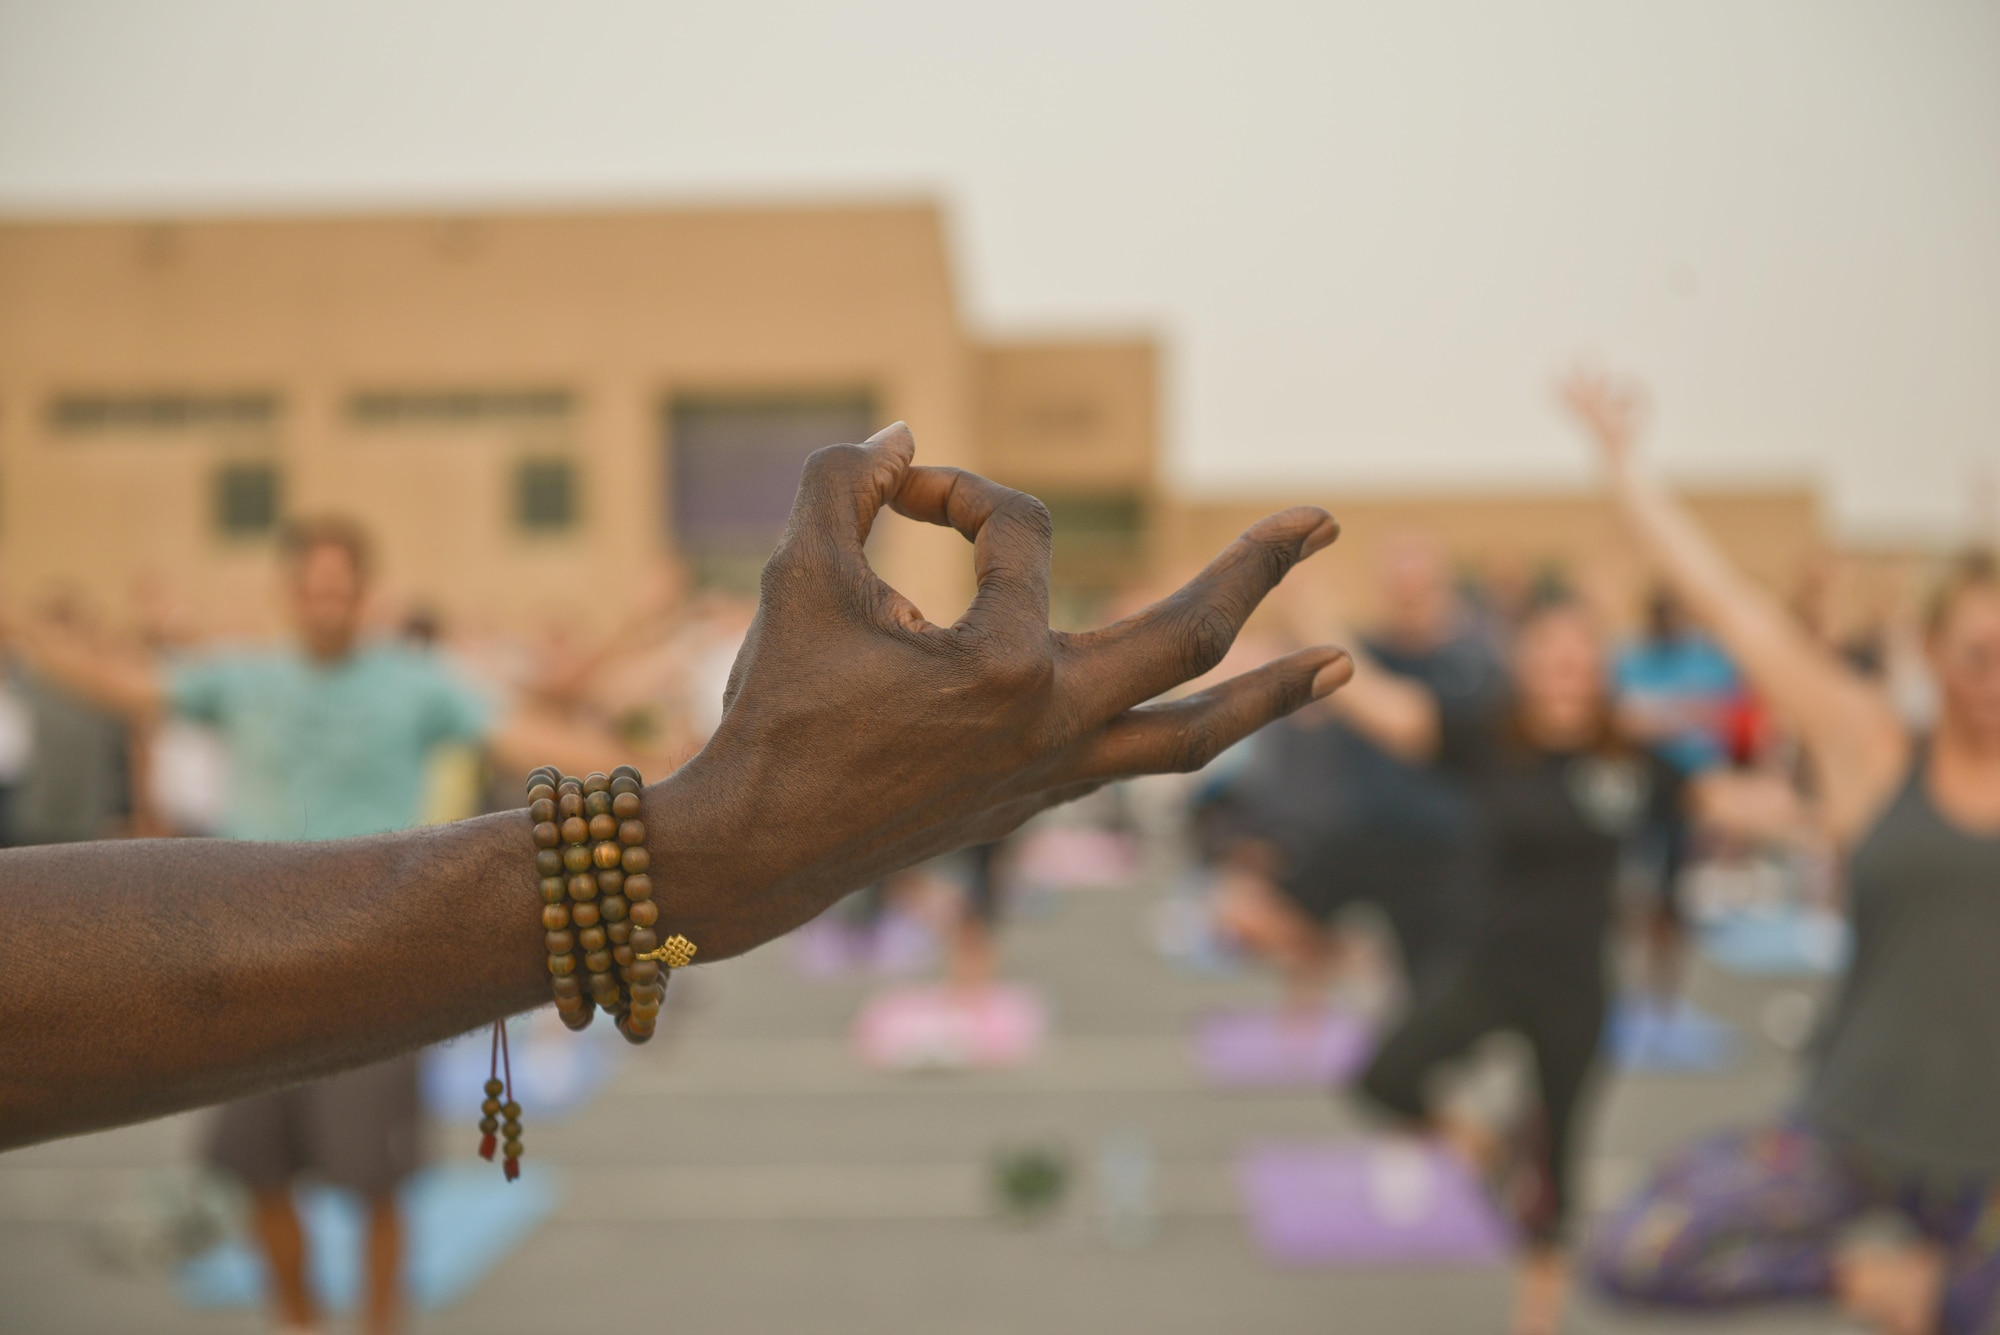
[1174,601,1239,679]
[801,441,868,482]
[983,639,1055,696]
[1001,492,1054,545]
[1164,713,1223,775]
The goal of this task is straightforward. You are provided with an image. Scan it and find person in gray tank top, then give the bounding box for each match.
[1564,370,2000,1335]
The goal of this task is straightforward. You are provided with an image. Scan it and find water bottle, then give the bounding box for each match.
[1097,1128,1155,1248]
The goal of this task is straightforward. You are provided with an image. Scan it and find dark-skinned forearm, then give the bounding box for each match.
[0,809,548,1150]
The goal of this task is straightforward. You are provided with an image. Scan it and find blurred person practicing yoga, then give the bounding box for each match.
[0,426,1355,1298]
[1216,531,1502,1009]
[5,518,647,1335]
[1567,372,2000,1335]
[1317,544,1782,1335]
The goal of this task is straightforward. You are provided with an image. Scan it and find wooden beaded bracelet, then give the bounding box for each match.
[479,763,698,1179]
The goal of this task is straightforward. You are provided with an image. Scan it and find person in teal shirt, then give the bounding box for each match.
[170,639,492,843]
[13,516,623,1335]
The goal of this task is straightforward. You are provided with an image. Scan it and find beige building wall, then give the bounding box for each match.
[0,204,979,634]
[2,201,1849,648]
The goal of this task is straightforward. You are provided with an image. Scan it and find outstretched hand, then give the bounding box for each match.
[651,423,1351,957]
[1559,366,1649,466]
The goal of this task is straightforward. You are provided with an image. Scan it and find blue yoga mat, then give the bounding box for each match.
[1605,996,1737,1072]
[1701,910,1851,978]
[178,1162,559,1312]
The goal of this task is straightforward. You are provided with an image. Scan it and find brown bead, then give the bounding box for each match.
[629,927,659,955]
[627,899,658,928]
[617,1014,654,1044]
[529,797,556,824]
[536,848,564,877]
[588,813,617,842]
[583,949,613,974]
[540,876,567,905]
[481,1096,501,1116]
[624,873,653,902]
[583,771,610,794]
[606,919,632,944]
[484,1077,505,1096]
[502,1100,521,1120]
[503,1139,524,1158]
[560,815,589,845]
[567,872,598,901]
[612,944,635,967]
[527,782,556,805]
[585,790,614,817]
[629,959,661,986]
[558,773,582,791]
[617,964,634,983]
[559,1006,594,1032]
[612,790,643,820]
[550,974,582,999]
[595,866,624,896]
[577,925,607,952]
[593,839,622,869]
[532,821,561,849]
[618,819,646,846]
[557,791,584,819]
[547,953,576,977]
[610,764,642,784]
[599,894,629,923]
[545,929,574,955]
[541,903,570,930]
[480,1115,499,1133]
[610,776,641,798]
[589,975,621,1005]
[571,900,601,928]
[562,844,593,873]
[622,845,649,874]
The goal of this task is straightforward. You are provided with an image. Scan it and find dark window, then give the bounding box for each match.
[667,393,876,588]
[214,462,280,536]
[49,392,280,434]
[1044,492,1145,557]
[516,458,577,531]
[348,388,575,427]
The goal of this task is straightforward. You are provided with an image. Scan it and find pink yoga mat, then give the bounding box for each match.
[853,984,1047,1071]
[1238,1141,1511,1267]
[1194,1007,1374,1088]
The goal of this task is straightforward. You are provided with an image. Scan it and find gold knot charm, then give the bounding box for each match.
[636,934,698,969]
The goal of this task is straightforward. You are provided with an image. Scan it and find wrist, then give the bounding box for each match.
[637,753,785,961]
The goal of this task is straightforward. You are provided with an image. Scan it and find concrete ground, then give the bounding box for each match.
[1,866,1850,1333]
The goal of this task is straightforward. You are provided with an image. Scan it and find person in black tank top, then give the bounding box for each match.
[1321,589,1754,1335]
[1566,371,2000,1335]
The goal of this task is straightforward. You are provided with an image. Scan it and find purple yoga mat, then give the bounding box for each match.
[1239,1141,1512,1267]
[1194,1008,1375,1088]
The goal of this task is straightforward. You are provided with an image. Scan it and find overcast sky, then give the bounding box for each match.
[3,0,1996,541]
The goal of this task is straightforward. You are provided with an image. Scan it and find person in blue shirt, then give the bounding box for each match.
[1613,587,1742,996]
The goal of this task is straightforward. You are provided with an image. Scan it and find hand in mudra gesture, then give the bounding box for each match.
[659,423,1351,956]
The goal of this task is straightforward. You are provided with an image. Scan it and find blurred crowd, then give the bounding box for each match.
[2,377,1997,1335]
[0,555,755,848]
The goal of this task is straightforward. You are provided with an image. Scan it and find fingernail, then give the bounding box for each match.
[1311,653,1353,699]
[1299,515,1340,559]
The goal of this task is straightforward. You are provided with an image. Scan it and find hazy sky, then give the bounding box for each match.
[3,0,1996,541]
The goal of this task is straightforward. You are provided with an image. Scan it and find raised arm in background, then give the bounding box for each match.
[0,425,1351,1150]
[1559,370,1908,844]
